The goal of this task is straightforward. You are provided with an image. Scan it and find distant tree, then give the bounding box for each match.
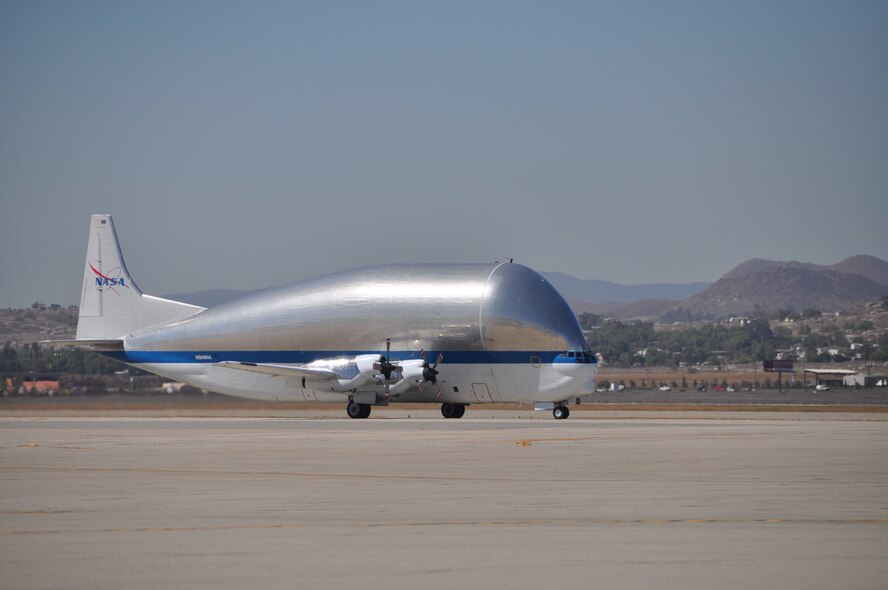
[661,307,693,323]
[1,342,18,372]
[774,307,795,321]
[578,313,602,328]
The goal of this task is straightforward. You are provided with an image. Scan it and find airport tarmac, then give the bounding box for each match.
[2,414,887,589]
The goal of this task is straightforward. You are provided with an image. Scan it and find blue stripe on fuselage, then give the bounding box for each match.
[103,350,568,365]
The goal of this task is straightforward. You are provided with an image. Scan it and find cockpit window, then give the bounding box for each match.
[561,349,596,363]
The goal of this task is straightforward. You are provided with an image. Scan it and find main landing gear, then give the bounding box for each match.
[347,401,372,419]
[441,402,466,419]
[553,405,570,420]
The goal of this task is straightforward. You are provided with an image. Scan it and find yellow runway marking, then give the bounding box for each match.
[512,436,595,447]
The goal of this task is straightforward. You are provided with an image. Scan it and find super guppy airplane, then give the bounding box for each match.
[57,214,599,419]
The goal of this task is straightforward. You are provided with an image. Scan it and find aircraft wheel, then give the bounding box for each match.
[347,402,370,419]
[553,406,570,420]
[441,403,466,419]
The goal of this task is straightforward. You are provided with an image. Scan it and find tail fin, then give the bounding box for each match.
[75,214,205,340]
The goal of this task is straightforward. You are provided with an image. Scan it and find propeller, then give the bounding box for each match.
[373,338,401,396]
[418,350,444,397]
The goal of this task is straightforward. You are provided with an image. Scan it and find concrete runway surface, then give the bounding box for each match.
[2,414,887,589]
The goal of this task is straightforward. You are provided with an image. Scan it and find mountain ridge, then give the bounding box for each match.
[165,273,712,309]
[161,255,888,320]
[672,259,888,319]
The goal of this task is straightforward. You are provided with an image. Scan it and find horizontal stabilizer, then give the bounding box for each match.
[76,214,205,340]
[217,361,338,381]
[42,339,124,351]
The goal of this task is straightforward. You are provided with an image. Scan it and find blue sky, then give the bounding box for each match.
[1,1,886,307]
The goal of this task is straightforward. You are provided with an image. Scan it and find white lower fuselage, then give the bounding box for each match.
[133,360,598,404]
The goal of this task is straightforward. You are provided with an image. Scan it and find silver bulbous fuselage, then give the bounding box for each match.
[118,263,597,403]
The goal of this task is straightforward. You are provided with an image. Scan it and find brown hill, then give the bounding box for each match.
[829,255,888,287]
[721,258,821,281]
[721,255,888,287]
[677,266,887,319]
[0,307,77,344]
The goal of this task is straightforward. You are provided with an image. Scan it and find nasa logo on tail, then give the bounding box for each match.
[89,263,130,293]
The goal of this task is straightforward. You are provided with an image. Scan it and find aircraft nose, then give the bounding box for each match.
[552,352,599,378]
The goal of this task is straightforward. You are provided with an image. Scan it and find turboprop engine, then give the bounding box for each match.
[308,354,381,392]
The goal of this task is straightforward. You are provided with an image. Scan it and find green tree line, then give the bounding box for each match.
[581,314,789,367]
[1,342,123,376]
[580,313,888,367]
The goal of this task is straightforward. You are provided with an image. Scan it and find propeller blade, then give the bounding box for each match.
[374,339,404,382]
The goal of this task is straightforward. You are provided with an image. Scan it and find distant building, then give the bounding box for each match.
[844,374,888,387]
[775,349,796,360]
[21,381,60,394]
[804,369,857,388]
[816,347,849,359]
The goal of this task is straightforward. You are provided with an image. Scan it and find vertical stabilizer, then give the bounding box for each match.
[76,214,204,340]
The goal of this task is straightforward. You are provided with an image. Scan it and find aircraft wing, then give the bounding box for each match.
[216,361,339,381]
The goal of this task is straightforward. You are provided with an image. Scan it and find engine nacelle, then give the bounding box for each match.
[327,354,385,392]
[386,360,426,395]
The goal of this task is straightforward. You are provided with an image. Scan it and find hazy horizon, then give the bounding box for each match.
[2,2,887,308]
